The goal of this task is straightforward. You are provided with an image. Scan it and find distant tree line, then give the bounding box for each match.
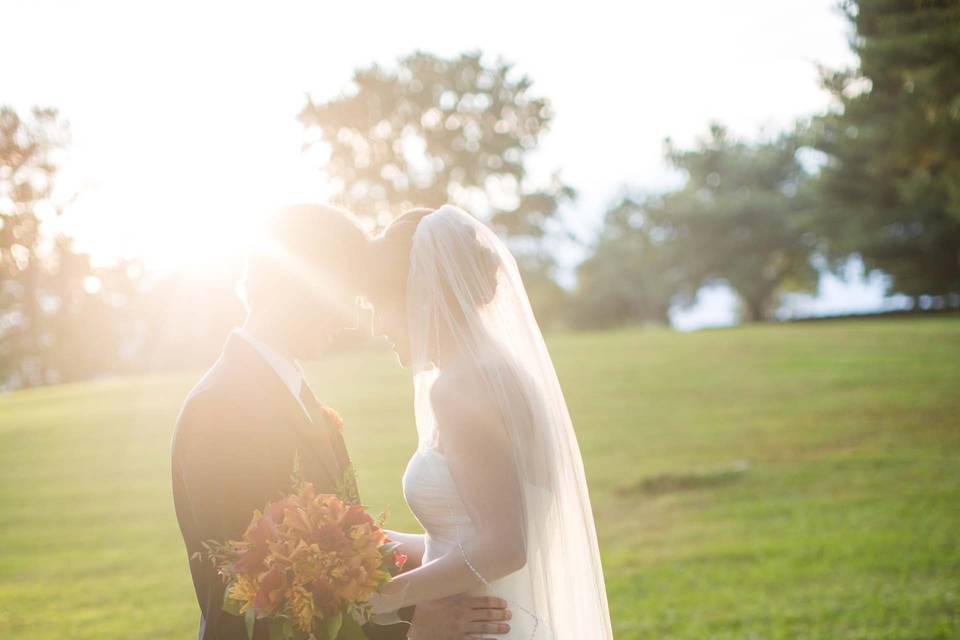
[572,0,960,327]
[0,106,246,388]
[0,0,957,389]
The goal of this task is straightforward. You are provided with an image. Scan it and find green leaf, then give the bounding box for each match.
[325,610,343,640]
[379,541,402,556]
[244,609,256,640]
[290,625,310,640]
[222,585,243,616]
[269,617,289,640]
[336,609,366,640]
[291,450,307,492]
[274,618,308,640]
[335,464,361,506]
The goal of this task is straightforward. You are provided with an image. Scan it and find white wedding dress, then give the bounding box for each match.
[372,205,612,639]
[403,446,546,639]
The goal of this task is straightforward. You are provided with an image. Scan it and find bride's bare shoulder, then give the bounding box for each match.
[429,361,504,434]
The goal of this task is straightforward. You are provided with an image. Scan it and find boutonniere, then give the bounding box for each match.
[320,404,345,433]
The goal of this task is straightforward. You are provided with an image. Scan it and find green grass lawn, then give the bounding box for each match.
[1,317,958,639]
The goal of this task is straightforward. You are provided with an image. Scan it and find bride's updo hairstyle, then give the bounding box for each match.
[370,207,501,312]
[368,207,433,304]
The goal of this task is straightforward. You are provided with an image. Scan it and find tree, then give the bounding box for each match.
[650,124,820,322]
[38,239,146,384]
[0,106,69,386]
[0,106,252,388]
[298,51,574,242]
[570,196,693,328]
[813,0,960,304]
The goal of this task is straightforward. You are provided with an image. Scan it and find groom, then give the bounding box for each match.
[171,204,510,640]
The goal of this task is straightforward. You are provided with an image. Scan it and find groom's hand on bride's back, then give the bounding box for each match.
[408,595,511,639]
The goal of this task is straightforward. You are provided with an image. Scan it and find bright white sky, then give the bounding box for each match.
[6,0,899,328]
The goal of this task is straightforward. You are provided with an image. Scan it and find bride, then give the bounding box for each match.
[361,205,612,639]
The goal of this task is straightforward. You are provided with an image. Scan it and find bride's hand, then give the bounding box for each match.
[384,529,426,570]
[408,595,512,640]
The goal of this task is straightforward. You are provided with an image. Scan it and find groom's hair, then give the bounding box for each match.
[239,203,369,311]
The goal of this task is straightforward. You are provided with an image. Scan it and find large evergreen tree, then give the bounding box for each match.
[814,0,960,303]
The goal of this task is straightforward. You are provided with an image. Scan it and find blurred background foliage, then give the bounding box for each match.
[1,0,958,390]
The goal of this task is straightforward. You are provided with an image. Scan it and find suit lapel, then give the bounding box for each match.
[222,334,343,489]
[299,383,352,474]
[271,380,344,489]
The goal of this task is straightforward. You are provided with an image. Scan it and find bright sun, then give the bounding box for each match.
[59,140,333,276]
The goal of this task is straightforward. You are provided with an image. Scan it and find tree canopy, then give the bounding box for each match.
[298,51,574,241]
[572,124,820,326]
[813,0,960,301]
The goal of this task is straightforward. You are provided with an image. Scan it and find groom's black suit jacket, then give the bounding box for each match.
[171,333,409,640]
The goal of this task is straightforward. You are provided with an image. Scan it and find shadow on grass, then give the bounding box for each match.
[618,459,752,496]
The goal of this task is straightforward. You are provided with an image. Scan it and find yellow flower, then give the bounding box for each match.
[287,583,316,633]
[229,574,259,614]
[207,465,401,632]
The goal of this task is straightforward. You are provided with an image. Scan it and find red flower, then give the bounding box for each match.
[233,515,276,573]
[232,545,269,575]
[308,523,350,551]
[341,505,374,530]
[253,568,287,616]
[309,576,340,614]
[244,510,279,546]
[207,460,399,630]
[265,500,286,523]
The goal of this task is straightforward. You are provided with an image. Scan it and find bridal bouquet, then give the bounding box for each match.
[202,458,407,640]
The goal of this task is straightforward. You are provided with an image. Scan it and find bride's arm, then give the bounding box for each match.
[371,382,526,612]
[384,530,426,570]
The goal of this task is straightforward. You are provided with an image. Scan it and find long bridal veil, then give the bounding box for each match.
[407,205,613,639]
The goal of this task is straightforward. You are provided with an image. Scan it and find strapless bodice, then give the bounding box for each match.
[402,447,550,639]
[402,447,475,555]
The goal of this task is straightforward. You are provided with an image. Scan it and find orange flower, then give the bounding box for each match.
[320,405,345,432]
[208,468,399,636]
[308,523,351,552]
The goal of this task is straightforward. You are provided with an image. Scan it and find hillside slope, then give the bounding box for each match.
[1,318,958,639]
